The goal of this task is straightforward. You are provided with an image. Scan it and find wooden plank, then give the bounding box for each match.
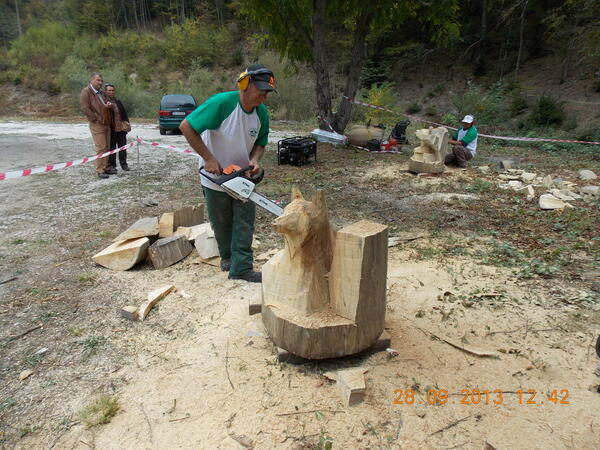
[114,217,159,242]
[175,223,211,242]
[92,237,149,271]
[194,225,219,259]
[159,212,175,238]
[138,285,176,320]
[159,206,204,238]
[148,235,193,269]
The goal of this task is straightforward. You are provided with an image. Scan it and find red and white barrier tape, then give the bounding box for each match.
[344,96,600,146]
[136,138,199,158]
[0,141,137,181]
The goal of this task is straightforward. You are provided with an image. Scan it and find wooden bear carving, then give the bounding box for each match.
[262,188,388,359]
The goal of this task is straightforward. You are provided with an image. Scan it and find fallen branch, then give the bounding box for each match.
[0,276,17,285]
[168,414,190,422]
[276,409,344,417]
[430,414,474,436]
[225,340,234,390]
[6,325,42,343]
[441,337,499,358]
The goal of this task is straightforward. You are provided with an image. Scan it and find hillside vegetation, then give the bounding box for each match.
[0,0,599,143]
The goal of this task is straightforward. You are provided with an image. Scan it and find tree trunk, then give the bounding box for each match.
[312,0,334,131]
[215,0,224,27]
[14,0,22,37]
[515,0,529,78]
[475,0,486,69]
[560,37,575,84]
[120,0,129,29]
[332,8,373,134]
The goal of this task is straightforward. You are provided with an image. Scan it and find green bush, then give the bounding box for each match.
[253,52,315,122]
[7,21,77,90]
[450,81,510,125]
[101,65,156,117]
[528,95,566,127]
[57,56,90,107]
[510,95,529,115]
[406,101,421,114]
[361,82,398,125]
[164,18,235,69]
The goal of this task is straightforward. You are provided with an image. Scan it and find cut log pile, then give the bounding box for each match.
[92,204,221,271]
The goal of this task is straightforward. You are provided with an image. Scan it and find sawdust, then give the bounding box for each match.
[1,120,599,449]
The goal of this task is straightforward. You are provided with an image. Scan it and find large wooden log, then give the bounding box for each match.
[262,188,388,359]
[92,237,149,271]
[148,235,193,269]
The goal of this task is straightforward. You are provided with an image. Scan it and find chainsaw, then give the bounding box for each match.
[199,165,284,217]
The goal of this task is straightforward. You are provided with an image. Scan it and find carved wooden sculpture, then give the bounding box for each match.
[408,126,449,174]
[261,188,388,359]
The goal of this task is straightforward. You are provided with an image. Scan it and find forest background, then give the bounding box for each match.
[0,0,599,147]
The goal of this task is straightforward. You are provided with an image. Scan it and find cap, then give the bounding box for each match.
[247,64,276,92]
[462,115,474,124]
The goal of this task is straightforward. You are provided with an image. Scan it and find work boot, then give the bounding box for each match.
[105,167,118,175]
[121,163,130,171]
[220,258,231,272]
[97,172,109,179]
[228,271,262,283]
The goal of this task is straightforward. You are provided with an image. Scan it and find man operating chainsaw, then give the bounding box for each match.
[180,63,276,283]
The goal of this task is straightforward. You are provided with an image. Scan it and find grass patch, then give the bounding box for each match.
[76,272,97,284]
[82,335,107,353]
[80,394,119,427]
[1,398,16,411]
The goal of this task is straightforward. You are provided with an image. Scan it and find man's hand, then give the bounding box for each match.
[248,159,260,176]
[204,157,222,175]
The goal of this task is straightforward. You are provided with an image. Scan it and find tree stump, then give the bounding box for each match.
[262,188,388,359]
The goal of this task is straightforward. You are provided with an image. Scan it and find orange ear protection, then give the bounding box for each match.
[236,67,274,90]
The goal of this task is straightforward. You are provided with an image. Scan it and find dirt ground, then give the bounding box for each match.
[1,119,600,449]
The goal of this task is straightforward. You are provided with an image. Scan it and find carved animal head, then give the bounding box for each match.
[274,187,334,270]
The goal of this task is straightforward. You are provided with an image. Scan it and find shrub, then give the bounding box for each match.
[361,82,398,125]
[406,101,421,114]
[425,105,437,116]
[164,18,235,69]
[80,395,119,427]
[7,21,77,89]
[253,52,315,122]
[528,95,566,127]
[57,56,90,107]
[510,95,529,115]
[450,81,510,125]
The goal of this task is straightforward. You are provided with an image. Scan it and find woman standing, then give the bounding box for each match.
[105,83,131,172]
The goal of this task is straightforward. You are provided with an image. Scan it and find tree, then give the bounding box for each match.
[240,0,459,133]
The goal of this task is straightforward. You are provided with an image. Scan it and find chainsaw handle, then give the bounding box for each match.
[199,165,264,185]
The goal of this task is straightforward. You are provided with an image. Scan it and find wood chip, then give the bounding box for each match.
[138,285,175,320]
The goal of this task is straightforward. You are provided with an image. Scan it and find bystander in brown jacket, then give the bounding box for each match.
[80,73,114,178]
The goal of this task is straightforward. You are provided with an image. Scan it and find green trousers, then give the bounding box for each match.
[202,186,255,276]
